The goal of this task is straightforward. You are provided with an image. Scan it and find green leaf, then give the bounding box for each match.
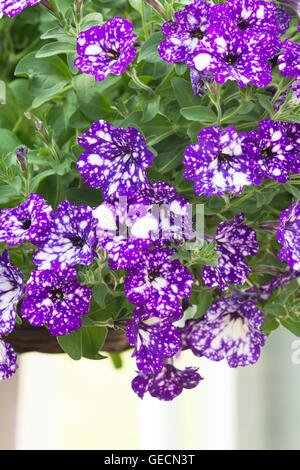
[171,78,200,108]
[284,183,300,201]
[109,352,123,369]
[137,94,160,122]
[80,12,103,30]
[35,41,76,58]
[261,314,280,335]
[192,241,219,266]
[93,283,108,309]
[281,318,300,337]
[138,32,164,63]
[264,304,286,317]
[180,105,217,122]
[0,129,22,155]
[194,290,212,318]
[81,326,107,360]
[57,329,82,360]
[29,169,56,193]
[257,93,274,116]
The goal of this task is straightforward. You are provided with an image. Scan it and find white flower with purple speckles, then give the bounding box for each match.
[21,264,92,336]
[202,213,259,291]
[34,201,97,269]
[242,119,297,183]
[74,17,136,81]
[192,21,280,87]
[183,126,259,197]
[132,365,203,401]
[190,297,266,367]
[277,200,300,270]
[124,248,194,314]
[0,193,53,247]
[93,194,158,270]
[0,0,39,17]
[211,0,280,34]
[127,306,182,374]
[77,120,154,199]
[0,250,23,335]
[0,340,18,381]
[158,0,212,64]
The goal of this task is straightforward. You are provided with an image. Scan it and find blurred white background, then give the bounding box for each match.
[1,326,300,450]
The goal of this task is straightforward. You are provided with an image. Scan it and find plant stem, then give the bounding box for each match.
[141,1,149,40]
[126,68,154,94]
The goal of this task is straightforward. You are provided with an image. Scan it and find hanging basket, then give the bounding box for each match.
[6,321,130,354]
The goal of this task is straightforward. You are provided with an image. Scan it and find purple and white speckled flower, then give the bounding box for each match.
[183,126,259,197]
[190,67,213,97]
[127,306,182,374]
[242,119,297,183]
[278,40,300,80]
[277,200,300,270]
[279,121,300,173]
[192,21,280,87]
[202,213,259,291]
[21,264,92,336]
[93,194,158,270]
[34,201,97,269]
[211,0,280,34]
[124,248,194,313]
[0,193,53,247]
[74,17,136,81]
[0,340,18,381]
[77,120,154,199]
[190,297,266,367]
[158,0,212,64]
[132,364,203,401]
[0,251,23,335]
[0,0,39,17]
[274,7,292,35]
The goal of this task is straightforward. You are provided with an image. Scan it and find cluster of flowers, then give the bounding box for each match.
[183,120,300,197]
[158,0,299,92]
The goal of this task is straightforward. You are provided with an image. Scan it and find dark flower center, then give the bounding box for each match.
[237,20,248,31]
[71,236,84,248]
[217,152,233,169]
[261,147,273,159]
[230,311,241,320]
[191,29,205,40]
[107,49,120,60]
[225,54,239,65]
[22,219,31,230]
[148,270,160,282]
[51,288,64,301]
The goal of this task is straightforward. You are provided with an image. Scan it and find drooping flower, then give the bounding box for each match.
[192,21,280,87]
[132,364,203,401]
[93,194,158,270]
[202,213,259,291]
[77,120,154,199]
[277,200,300,270]
[34,201,97,269]
[0,340,18,381]
[124,248,194,314]
[211,0,280,34]
[183,126,259,197]
[189,68,213,97]
[0,0,39,17]
[245,268,300,301]
[0,251,23,335]
[242,119,297,183]
[274,7,292,35]
[278,39,300,80]
[21,264,92,336]
[278,121,300,173]
[0,193,53,247]
[189,297,266,367]
[74,17,136,81]
[158,0,212,64]
[127,306,182,374]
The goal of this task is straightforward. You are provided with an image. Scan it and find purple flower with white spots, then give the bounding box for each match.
[144,181,179,205]
[192,21,280,87]
[245,268,300,301]
[0,193,53,247]
[74,17,136,81]
[93,194,158,270]
[77,120,154,199]
[0,251,23,335]
[190,297,266,367]
[183,126,259,197]
[158,0,212,64]
[0,340,18,381]
[274,7,292,35]
[21,264,92,336]
[0,0,39,17]
[34,201,97,269]
[127,306,182,374]
[278,40,300,81]
[124,248,194,314]
[190,67,213,97]
[279,121,300,173]
[132,365,203,401]
[242,119,297,183]
[211,0,280,34]
[277,200,300,270]
[202,213,259,291]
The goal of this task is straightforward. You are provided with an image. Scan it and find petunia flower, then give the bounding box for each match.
[21,264,92,336]
[277,200,300,270]
[0,0,40,17]
[0,250,23,335]
[74,17,136,81]
[0,340,18,381]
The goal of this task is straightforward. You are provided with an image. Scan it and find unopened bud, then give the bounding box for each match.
[16,146,28,172]
[144,0,167,18]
